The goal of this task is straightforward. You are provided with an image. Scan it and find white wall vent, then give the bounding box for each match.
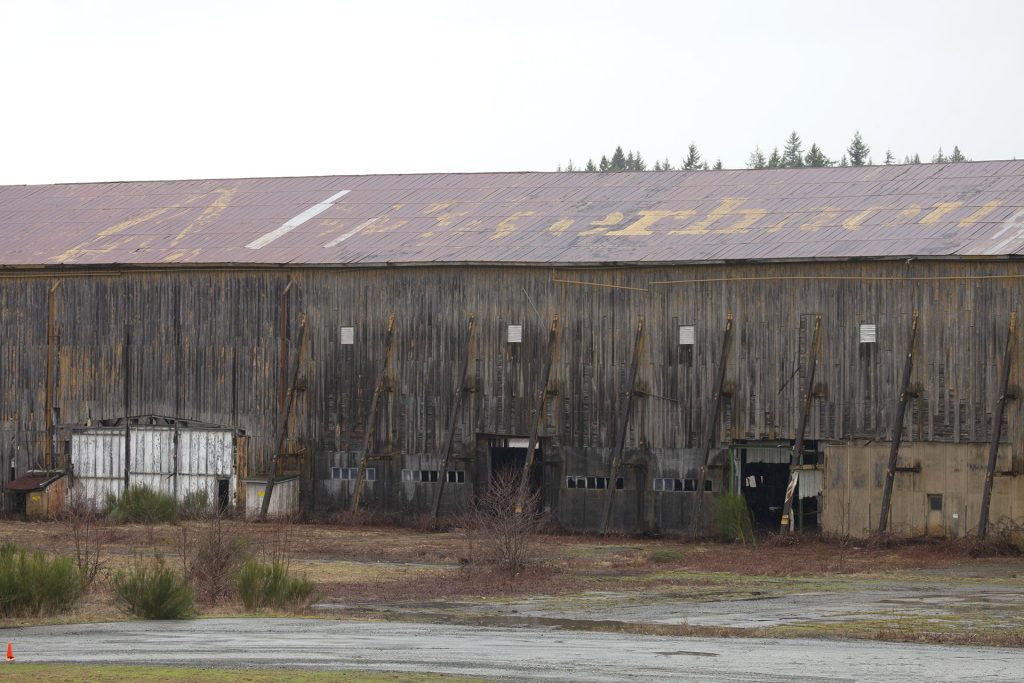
[678,325,695,346]
[507,324,523,343]
[340,326,355,345]
[859,323,877,344]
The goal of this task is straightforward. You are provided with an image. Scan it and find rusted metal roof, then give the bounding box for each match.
[1,161,1023,267]
[5,474,61,491]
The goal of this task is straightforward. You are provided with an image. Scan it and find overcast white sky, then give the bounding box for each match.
[2,0,1022,185]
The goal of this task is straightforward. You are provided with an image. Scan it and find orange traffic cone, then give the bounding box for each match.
[5,642,12,662]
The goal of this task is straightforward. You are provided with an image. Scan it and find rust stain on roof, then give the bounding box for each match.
[1,161,1023,267]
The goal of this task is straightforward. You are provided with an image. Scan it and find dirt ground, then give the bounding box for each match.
[1,518,1023,647]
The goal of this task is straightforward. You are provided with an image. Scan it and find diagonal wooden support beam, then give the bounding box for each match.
[351,313,397,512]
[45,280,61,472]
[977,311,1017,541]
[432,315,476,519]
[781,314,822,534]
[260,314,307,520]
[601,316,645,535]
[516,316,560,513]
[691,314,733,537]
[877,310,919,534]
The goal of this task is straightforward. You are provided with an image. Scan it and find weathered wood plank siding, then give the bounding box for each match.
[0,260,1020,522]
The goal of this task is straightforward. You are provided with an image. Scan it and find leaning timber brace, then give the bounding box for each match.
[44,280,61,471]
[600,316,645,535]
[431,315,476,519]
[516,316,560,513]
[260,314,308,520]
[877,311,919,533]
[691,314,733,537]
[780,314,823,534]
[351,313,397,512]
[977,312,1017,541]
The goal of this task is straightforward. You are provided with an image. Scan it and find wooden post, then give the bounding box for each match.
[351,313,397,512]
[691,314,733,537]
[780,314,822,534]
[123,289,132,490]
[260,314,307,520]
[600,316,645,535]
[516,316,559,513]
[877,311,919,533]
[44,281,61,471]
[432,315,476,519]
[977,312,1017,541]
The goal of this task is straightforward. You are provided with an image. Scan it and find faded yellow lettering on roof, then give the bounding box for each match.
[433,211,468,229]
[800,208,842,232]
[491,211,536,240]
[607,210,697,236]
[920,201,963,224]
[842,208,881,231]
[884,204,921,227]
[172,188,236,246]
[580,212,625,236]
[763,214,796,233]
[670,198,765,235]
[958,201,1003,227]
[547,218,575,234]
[96,206,173,238]
[366,218,408,234]
[424,203,451,215]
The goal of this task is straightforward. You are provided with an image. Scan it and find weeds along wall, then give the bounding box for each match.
[0,259,1020,530]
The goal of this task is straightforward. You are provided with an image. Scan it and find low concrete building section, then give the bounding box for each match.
[823,442,1019,538]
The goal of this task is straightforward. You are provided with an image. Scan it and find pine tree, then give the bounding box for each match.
[683,143,704,170]
[847,131,870,166]
[804,143,832,167]
[712,159,723,170]
[599,155,610,172]
[610,146,627,171]
[626,150,635,170]
[767,147,782,169]
[632,151,647,171]
[840,154,849,167]
[662,158,674,171]
[566,159,578,172]
[585,159,597,172]
[781,130,804,168]
[932,148,947,163]
[884,149,895,165]
[747,146,767,169]
[556,164,562,172]
[949,146,967,163]
[912,153,921,164]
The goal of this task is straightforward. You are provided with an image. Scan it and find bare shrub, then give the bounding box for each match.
[467,469,546,576]
[179,514,249,603]
[62,498,104,590]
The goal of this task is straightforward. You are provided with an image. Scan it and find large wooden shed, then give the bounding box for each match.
[0,161,1021,537]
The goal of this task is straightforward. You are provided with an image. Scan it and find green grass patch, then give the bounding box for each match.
[0,543,83,617]
[0,664,484,682]
[647,548,685,564]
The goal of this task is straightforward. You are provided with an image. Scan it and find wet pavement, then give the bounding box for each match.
[4,618,1023,681]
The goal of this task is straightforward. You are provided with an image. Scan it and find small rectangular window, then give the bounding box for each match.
[340,326,355,345]
[859,323,877,344]
[566,476,576,489]
[365,468,376,482]
[928,493,943,511]
[616,477,624,490]
[446,470,464,483]
[683,479,697,492]
[331,466,341,480]
[704,479,713,492]
[653,478,684,492]
[507,324,523,343]
[679,325,695,346]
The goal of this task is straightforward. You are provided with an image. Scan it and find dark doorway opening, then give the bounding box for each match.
[217,478,230,513]
[741,460,790,530]
[734,441,821,532]
[10,491,26,517]
[488,438,542,491]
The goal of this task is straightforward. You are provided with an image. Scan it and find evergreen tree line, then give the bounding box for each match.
[559,132,971,172]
